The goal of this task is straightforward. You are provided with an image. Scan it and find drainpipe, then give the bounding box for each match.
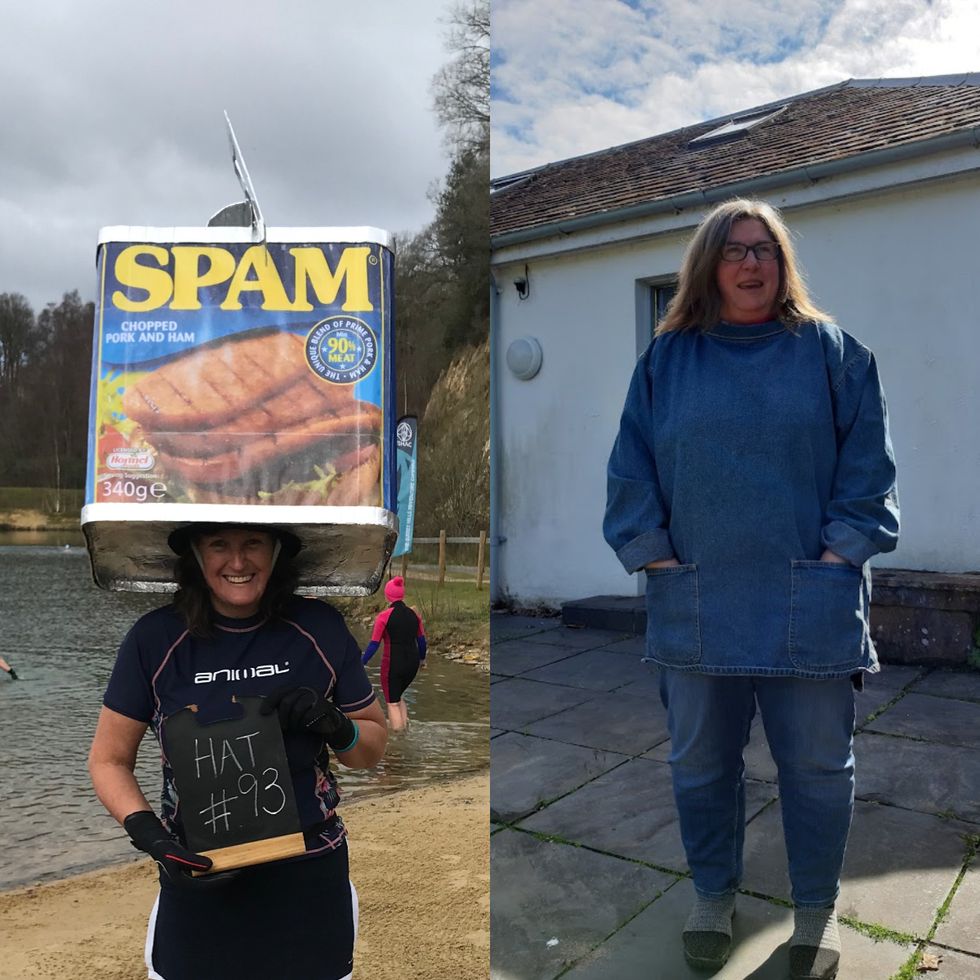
[489,271,503,604]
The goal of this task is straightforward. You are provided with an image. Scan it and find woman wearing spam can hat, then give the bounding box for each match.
[88,522,387,980]
[361,576,427,731]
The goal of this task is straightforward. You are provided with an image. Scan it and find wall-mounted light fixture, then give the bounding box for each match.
[514,263,530,300]
[506,336,543,380]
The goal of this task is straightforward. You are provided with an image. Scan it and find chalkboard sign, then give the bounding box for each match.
[163,695,306,873]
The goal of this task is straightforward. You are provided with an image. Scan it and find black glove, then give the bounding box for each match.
[7,668,17,680]
[123,811,234,889]
[261,687,359,752]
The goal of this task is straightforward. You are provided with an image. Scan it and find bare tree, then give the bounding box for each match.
[430,0,490,150]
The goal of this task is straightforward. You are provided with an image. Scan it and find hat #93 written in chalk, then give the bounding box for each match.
[163,697,304,861]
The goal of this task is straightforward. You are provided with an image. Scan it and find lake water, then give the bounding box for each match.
[0,538,489,890]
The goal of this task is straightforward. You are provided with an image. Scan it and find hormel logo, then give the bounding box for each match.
[106,449,155,470]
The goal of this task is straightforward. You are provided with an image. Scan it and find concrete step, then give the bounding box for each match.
[561,595,646,633]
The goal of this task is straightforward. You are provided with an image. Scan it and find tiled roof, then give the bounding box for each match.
[490,75,980,241]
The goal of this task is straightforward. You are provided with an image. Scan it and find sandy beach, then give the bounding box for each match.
[0,773,489,980]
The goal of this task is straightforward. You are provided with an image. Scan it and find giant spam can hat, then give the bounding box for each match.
[81,226,397,595]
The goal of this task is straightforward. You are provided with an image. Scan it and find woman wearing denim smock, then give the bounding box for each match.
[604,199,899,980]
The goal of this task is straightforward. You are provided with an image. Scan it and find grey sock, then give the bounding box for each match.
[684,893,736,936]
[792,906,841,952]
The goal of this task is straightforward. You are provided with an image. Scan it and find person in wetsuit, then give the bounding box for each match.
[361,577,427,731]
[88,523,387,980]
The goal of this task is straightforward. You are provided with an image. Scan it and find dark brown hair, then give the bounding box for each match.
[657,197,832,334]
[172,544,300,637]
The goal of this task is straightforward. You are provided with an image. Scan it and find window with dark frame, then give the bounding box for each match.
[651,281,678,335]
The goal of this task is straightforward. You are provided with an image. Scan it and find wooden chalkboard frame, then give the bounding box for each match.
[163,695,306,873]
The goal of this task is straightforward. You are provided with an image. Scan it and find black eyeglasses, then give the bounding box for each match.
[720,241,780,262]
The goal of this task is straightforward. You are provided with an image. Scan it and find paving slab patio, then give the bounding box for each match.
[740,799,974,936]
[908,668,980,701]
[518,756,778,871]
[490,614,980,980]
[519,626,630,650]
[524,689,669,754]
[490,828,678,980]
[613,662,664,697]
[864,692,980,749]
[490,613,561,643]
[490,676,597,730]
[521,647,656,692]
[490,731,628,823]
[491,637,584,676]
[854,731,980,823]
[870,663,928,690]
[594,634,647,657]
[933,859,980,956]
[560,878,911,980]
[854,679,906,724]
[920,946,980,979]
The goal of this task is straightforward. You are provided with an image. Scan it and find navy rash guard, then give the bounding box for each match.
[103,595,375,853]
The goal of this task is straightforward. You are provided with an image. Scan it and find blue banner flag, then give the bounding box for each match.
[392,415,418,558]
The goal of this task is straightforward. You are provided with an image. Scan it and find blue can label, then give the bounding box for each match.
[86,237,395,510]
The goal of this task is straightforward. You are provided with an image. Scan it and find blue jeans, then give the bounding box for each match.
[659,670,856,907]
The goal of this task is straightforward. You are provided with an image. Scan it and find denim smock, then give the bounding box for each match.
[604,319,899,678]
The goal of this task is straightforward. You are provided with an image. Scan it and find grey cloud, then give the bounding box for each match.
[1,0,450,310]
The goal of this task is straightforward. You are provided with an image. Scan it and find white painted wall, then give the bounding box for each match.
[790,177,980,574]
[493,234,687,605]
[493,172,980,605]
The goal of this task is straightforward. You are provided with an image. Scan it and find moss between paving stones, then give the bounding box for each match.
[888,833,980,978]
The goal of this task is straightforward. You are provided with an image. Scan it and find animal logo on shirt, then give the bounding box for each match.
[194,662,291,684]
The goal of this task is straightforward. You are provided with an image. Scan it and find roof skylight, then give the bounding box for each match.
[688,106,787,147]
[490,170,536,193]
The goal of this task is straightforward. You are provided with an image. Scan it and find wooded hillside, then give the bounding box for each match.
[415,338,489,536]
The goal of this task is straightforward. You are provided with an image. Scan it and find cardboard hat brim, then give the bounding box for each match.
[167,523,302,559]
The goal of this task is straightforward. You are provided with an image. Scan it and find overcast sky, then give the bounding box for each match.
[0,1,451,311]
[491,0,980,177]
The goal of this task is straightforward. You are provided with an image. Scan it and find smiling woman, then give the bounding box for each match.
[87,521,388,980]
[195,529,272,615]
[168,524,303,628]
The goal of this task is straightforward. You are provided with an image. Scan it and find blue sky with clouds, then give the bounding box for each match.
[491,0,980,177]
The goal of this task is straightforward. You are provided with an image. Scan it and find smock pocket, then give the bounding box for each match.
[789,560,867,672]
[644,564,701,667]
